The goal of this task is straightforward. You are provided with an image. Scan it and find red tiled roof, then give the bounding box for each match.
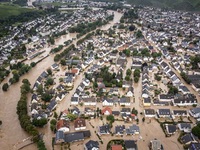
[111,145,122,150]
[56,119,70,130]
[74,118,86,128]
[101,107,112,115]
[71,68,78,74]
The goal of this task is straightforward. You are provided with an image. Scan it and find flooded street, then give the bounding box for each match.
[0,10,122,150]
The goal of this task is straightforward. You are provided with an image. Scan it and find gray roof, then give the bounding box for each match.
[71,97,79,102]
[190,107,200,114]
[65,132,84,143]
[188,143,200,150]
[166,125,176,134]
[115,125,125,134]
[99,124,110,134]
[173,110,187,115]
[47,99,57,111]
[40,71,48,78]
[126,125,140,134]
[179,123,191,129]
[144,97,151,103]
[144,109,155,115]
[56,131,64,141]
[159,94,174,99]
[181,133,197,144]
[124,140,137,150]
[120,97,130,103]
[121,108,131,113]
[85,140,99,150]
[158,109,171,115]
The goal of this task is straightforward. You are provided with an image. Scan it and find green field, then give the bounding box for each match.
[0,3,33,19]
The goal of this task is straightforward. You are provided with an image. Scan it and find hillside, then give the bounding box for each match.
[126,0,200,11]
[0,3,33,18]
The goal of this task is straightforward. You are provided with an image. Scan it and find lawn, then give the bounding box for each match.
[0,3,33,19]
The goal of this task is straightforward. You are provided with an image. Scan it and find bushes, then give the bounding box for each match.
[2,83,9,91]
[50,119,57,132]
[17,79,47,149]
[50,45,63,54]
[168,85,178,95]
[32,118,48,127]
[133,69,140,83]
[155,73,162,81]
[192,123,200,139]
[53,44,75,62]
[17,80,40,141]
[180,72,191,84]
[37,140,47,150]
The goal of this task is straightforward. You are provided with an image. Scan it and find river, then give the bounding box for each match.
[0,10,122,150]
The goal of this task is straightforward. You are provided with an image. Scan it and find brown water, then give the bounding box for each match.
[0,10,122,150]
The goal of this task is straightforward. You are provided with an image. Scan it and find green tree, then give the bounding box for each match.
[190,56,200,69]
[41,93,52,102]
[180,72,191,84]
[168,85,178,95]
[155,74,162,81]
[30,62,36,67]
[134,69,140,77]
[132,108,138,115]
[192,125,200,139]
[22,79,30,85]
[2,83,9,91]
[125,75,130,81]
[46,68,52,76]
[48,37,55,45]
[53,112,58,119]
[20,83,31,94]
[50,119,57,125]
[106,115,115,123]
[67,113,77,121]
[54,54,61,62]
[37,140,47,150]
[36,84,43,95]
[141,48,150,57]
[45,77,54,86]
[50,124,56,132]
[126,69,132,76]
[60,59,66,66]
[134,76,139,83]
[142,117,145,122]
[123,49,131,57]
[32,118,48,127]
[135,30,143,39]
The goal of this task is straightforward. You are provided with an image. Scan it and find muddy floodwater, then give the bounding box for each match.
[0,11,122,150]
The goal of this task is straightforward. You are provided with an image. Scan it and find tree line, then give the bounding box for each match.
[17,79,47,150]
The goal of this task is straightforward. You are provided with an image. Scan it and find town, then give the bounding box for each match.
[0,1,200,150]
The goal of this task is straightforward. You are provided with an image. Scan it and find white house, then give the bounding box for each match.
[71,97,79,105]
[83,79,90,87]
[178,123,192,133]
[144,109,155,118]
[56,92,66,102]
[189,107,200,118]
[126,87,134,97]
[172,96,197,106]
[102,98,114,106]
[119,97,131,106]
